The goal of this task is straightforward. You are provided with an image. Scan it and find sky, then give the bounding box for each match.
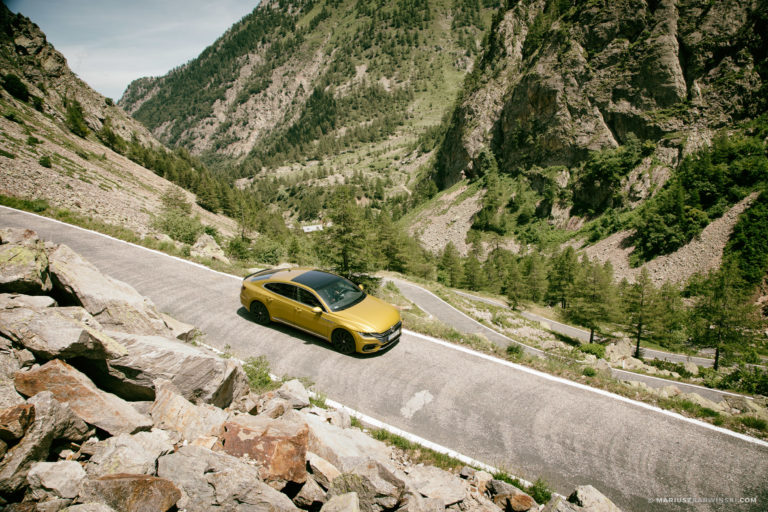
[6,0,259,100]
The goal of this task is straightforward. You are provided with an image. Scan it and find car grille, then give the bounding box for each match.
[370,321,402,343]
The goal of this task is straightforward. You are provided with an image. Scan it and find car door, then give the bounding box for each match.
[263,282,297,325]
[294,287,331,338]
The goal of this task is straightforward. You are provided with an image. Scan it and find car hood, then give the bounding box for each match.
[336,295,400,333]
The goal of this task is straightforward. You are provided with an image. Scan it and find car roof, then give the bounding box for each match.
[245,268,343,288]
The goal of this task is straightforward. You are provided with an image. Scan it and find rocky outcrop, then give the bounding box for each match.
[0,231,623,511]
[190,233,230,265]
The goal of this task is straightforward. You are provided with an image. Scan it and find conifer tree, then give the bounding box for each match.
[324,187,372,277]
[689,262,760,370]
[439,242,463,287]
[548,246,578,309]
[567,258,617,343]
[623,268,660,358]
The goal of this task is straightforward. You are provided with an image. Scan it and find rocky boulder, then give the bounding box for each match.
[85,429,174,477]
[14,360,153,435]
[0,307,126,361]
[76,474,181,512]
[47,244,170,336]
[149,382,228,443]
[0,392,90,496]
[26,460,87,500]
[96,331,248,407]
[190,233,230,265]
[157,444,298,511]
[328,459,406,512]
[0,229,52,295]
[405,465,467,507]
[214,415,309,487]
[0,293,57,310]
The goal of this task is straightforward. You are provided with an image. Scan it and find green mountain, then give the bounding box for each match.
[120,0,496,177]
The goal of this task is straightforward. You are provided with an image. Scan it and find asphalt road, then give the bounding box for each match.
[390,279,738,403]
[3,207,768,512]
[453,289,716,368]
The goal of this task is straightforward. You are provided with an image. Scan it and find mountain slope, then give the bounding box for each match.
[120,0,496,178]
[0,5,236,237]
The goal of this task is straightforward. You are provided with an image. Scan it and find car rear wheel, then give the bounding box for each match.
[250,301,270,325]
[332,329,356,355]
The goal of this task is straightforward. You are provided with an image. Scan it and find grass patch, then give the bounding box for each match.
[309,392,328,409]
[0,194,49,212]
[578,343,605,359]
[0,149,15,159]
[739,416,768,431]
[492,471,553,504]
[370,428,464,470]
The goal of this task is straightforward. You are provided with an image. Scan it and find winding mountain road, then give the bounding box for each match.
[3,207,767,512]
[388,279,741,403]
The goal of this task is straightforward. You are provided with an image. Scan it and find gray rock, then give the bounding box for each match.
[683,361,699,376]
[101,331,248,407]
[190,233,230,265]
[0,307,126,361]
[294,475,327,508]
[27,460,87,500]
[0,293,57,310]
[160,313,198,342]
[295,410,391,472]
[14,359,153,436]
[405,465,467,507]
[35,498,74,512]
[85,429,173,477]
[149,382,228,442]
[0,403,35,442]
[488,479,537,512]
[0,228,42,246]
[321,493,361,512]
[308,451,342,490]
[276,379,311,409]
[48,244,170,336]
[567,485,622,511]
[0,392,90,495]
[328,459,406,512]
[157,444,298,511]
[0,236,52,295]
[63,504,117,512]
[77,474,181,512]
[0,349,25,408]
[398,492,444,512]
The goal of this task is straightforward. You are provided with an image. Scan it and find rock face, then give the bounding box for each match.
[48,244,170,336]
[77,474,181,512]
[190,233,230,264]
[97,331,248,406]
[14,359,153,436]
[437,0,766,188]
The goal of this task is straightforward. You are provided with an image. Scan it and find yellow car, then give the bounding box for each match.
[240,268,401,354]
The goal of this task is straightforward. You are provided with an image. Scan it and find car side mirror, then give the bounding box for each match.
[358,284,364,290]
[312,306,322,314]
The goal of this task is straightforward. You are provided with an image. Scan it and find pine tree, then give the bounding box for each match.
[566,258,617,343]
[439,242,463,287]
[623,268,660,358]
[504,259,523,310]
[548,246,578,308]
[689,262,760,370]
[463,254,485,291]
[324,187,372,277]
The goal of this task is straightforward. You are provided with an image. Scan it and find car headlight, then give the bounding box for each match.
[357,331,377,339]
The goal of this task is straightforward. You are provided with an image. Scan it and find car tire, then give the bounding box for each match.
[250,301,271,325]
[332,329,356,355]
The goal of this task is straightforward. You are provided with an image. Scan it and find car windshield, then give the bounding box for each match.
[293,271,365,312]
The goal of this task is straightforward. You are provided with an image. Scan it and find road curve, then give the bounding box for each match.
[389,278,738,403]
[3,207,767,512]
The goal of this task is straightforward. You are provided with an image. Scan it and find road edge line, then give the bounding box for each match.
[404,328,768,449]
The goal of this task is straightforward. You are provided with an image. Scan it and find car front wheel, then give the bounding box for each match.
[250,301,270,325]
[332,329,356,355]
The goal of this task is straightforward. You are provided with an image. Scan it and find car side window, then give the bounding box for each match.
[297,288,324,310]
[265,283,296,300]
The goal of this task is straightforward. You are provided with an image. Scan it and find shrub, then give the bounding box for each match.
[26,135,41,145]
[38,156,52,168]
[153,210,203,245]
[717,366,768,395]
[527,478,553,504]
[739,416,768,431]
[579,343,605,359]
[242,356,278,394]
[582,367,597,377]
[2,73,29,102]
[506,344,523,357]
[65,99,89,137]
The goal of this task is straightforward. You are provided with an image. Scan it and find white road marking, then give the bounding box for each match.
[400,390,434,419]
